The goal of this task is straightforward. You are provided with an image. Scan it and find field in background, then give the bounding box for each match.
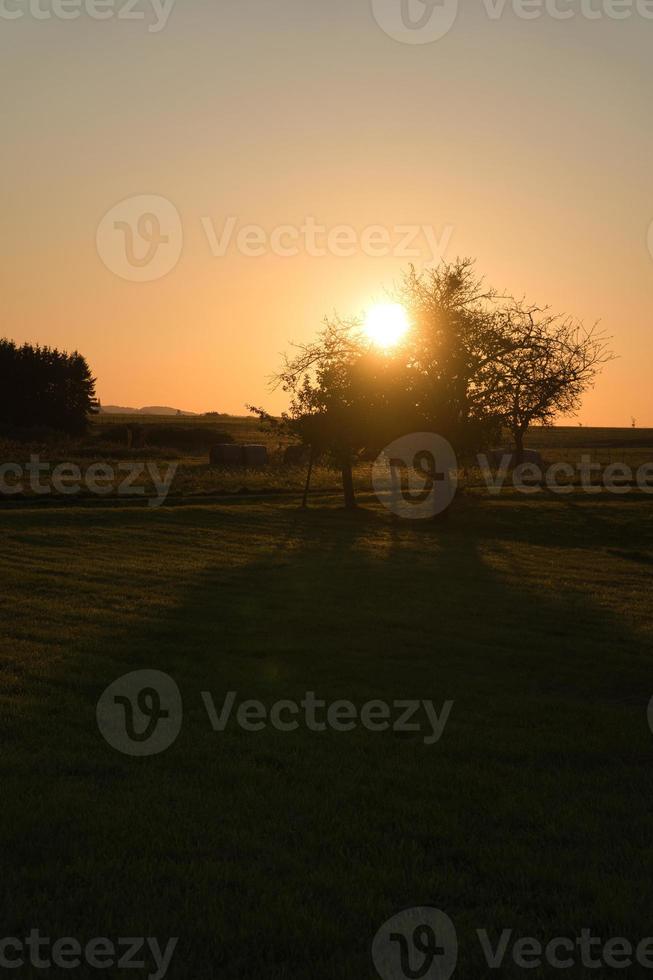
[92,416,653,470]
[97,411,264,434]
[95,414,653,444]
[526,425,653,470]
[1,418,652,502]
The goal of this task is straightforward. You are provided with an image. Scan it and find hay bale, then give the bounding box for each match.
[243,444,268,467]
[210,443,244,465]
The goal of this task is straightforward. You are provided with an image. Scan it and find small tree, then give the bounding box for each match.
[485,308,613,460]
[254,316,415,509]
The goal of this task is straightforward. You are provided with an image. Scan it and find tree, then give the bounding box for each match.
[257,257,613,509]
[398,262,613,461]
[0,339,99,435]
[484,307,613,461]
[395,260,515,454]
[253,316,415,509]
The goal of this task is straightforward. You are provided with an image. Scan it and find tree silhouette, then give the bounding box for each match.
[256,259,614,508]
[0,339,98,436]
[252,316,420,508]
[483,306,613,461]
[398,261,613,461]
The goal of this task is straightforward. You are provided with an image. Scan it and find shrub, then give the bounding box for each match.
[95,424,234,453]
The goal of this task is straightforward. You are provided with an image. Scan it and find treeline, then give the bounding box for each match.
[0,339,98,436]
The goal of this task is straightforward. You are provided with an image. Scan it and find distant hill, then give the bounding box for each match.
[100,405,197,416]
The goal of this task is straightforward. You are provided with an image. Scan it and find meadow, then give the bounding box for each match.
[1,455,653,976]
[2,416,653,502]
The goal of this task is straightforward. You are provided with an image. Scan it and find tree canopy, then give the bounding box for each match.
[255,258,613,508]
[0,339,98,436]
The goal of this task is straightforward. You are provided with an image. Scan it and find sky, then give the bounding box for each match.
[2,0,652,423]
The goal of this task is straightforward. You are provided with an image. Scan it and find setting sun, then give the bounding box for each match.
[364,303,409,349]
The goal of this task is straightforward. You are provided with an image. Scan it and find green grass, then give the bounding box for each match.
[1,493,653,977]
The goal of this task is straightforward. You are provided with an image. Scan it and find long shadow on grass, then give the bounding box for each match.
[135,500,653,980]
[3,498,653,980]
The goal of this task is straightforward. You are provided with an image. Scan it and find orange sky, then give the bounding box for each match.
[3,2,652,424]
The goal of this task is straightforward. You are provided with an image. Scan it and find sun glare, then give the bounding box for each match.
[364,303,409,350]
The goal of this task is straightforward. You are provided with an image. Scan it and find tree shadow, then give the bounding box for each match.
[3,498,653,979]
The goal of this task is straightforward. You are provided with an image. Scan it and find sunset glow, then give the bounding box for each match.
[364,304,409,350]
[3,4,651,426]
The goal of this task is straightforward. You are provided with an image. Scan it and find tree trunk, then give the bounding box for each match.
[340,456,357,510]
[301,446,315,509]
[514,429,525,465]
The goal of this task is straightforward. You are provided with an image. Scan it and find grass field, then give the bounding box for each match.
[2,487,653,978]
